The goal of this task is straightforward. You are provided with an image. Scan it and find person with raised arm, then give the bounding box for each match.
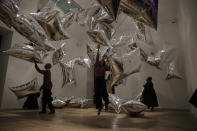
[94,44,110,115]
[34,60,55,114]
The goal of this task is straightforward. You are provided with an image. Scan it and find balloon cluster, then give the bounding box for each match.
[1,0,183,94]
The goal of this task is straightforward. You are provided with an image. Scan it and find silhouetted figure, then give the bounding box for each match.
[94,45,110,115]
[141,77,158,111]
[34,61,55,114]
[23,93,40,109]
[189,89,197,107]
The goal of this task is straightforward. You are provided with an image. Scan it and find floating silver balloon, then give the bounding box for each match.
[4,43,48,63]
[9,78,40,99]
[59,60,76,88]
[166,62,182,80]
[87,30,109,46]
[75,55,92,68]
[134,21,146,41]
[87,43,109,64]
[0,0,20,27]
[96,0,121,20]
[52,98,67,108]
[68,98,89,108]
[12,14,55,51]
[108,93,124,113]
[61,9,77,29]
[120,0,158,29]
[95,21,115,40]
[122,100,147,115]
[52,43,66,65]
[31,10,69,41]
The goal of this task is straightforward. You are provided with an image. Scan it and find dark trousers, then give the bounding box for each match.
[94,76,109,109]
[41,92,54,112]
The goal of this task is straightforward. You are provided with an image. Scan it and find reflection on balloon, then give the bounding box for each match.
[122,100,147,115]
[9,78,40,99]
[166,62,182,80]
[120,0,158,29]
[4,43,48,63]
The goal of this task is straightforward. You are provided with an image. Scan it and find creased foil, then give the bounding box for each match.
[122,100,147,115]
[9,78,40,99]
[4,43,48,63]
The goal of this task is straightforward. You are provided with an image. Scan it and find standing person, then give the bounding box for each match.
[34,61,55,114]
[94,44,110,115]
[141,77,158,111]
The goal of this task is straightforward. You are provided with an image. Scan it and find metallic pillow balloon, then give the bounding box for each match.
[4,43,48,63]
[122,100,147,115]
[0,0,20,27]
[12,14,55,51]
[31,10,69,41]
[108,93,124,113]
[61,9,77,29]
[96,0,121,20]
[68,98,89,108]
[59,60,76,88]
[52,43,66,65]
[87,30,109,46]
[120,0,158,30]
[95,21,115,40]
[75,56,92,68]
[52,98,67,108]
[166,62,182,80]
[9,78,40,99]
[62,96,74,105]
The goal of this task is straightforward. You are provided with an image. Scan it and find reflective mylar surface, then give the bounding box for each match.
[9,78,40,99]
[4,43,48,63]
[122,100,147,115]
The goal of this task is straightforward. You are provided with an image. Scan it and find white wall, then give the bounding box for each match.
[0,0,193,111]
[178,0,197,116]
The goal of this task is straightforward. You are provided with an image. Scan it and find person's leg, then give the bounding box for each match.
[40,97,47,113]
[102,81,109,111]
[48,96,55,114]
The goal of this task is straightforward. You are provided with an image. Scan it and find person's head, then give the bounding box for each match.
[44,63,52,70]
[146,77,152,82]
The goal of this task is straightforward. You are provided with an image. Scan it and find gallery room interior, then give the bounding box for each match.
[0,0,197,130]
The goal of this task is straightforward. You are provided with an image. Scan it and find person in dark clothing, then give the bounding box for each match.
[23,93,40,109]
[94,44,110,115]
[141,77,158,111]
[34,61,55,114]
[189,89,197,107]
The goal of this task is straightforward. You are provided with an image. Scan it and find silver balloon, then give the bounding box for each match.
[62,96,74,104]
[61,9,77,29]
[30,10,69,41]
[96,0,121,20]
[75,55,92,68]
[108,93,124,113]
[68,98,89,108]
[52,98,67,108]
[4,43,48,63]
[140,48,166,69]
[12,14,55,51]
[95,21,115,40]
[52,43,66,65]
[0,0,20,27]
[87,30,109,46]
[120,0,158,29]
[122,100,147,115]
[59,60,76,88]
[9,78,40,99]
[166,62,182,80]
